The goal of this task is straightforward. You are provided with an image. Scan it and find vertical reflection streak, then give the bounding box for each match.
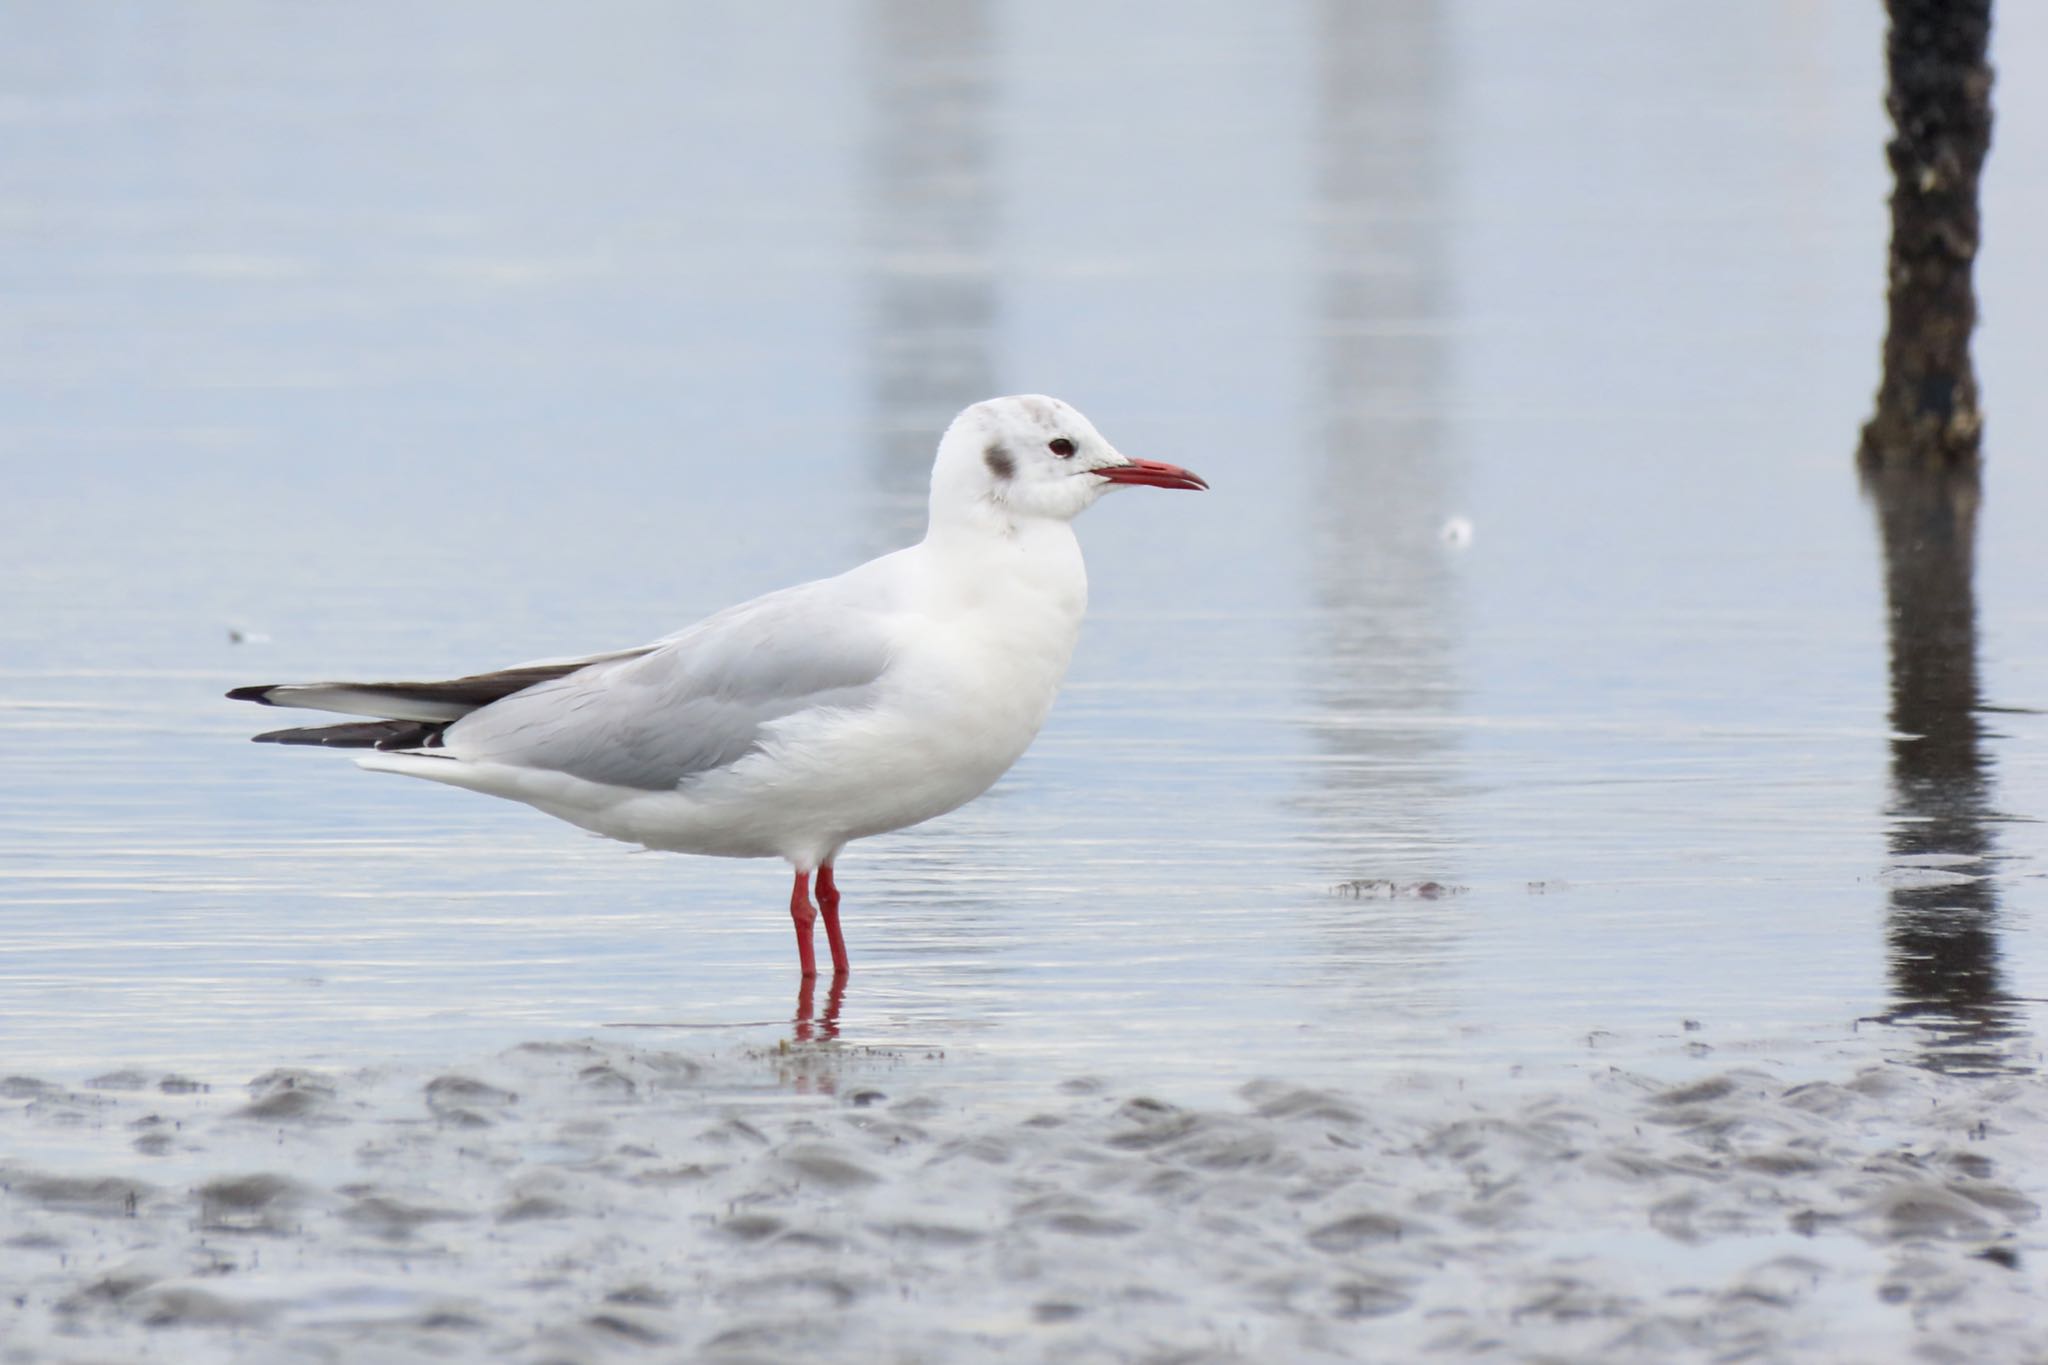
[861,0,998,548]
[1865,466,2020,1072]
[1304,3,1462,881]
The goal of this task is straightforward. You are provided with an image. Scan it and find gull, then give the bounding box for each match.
[228,396,1207,980]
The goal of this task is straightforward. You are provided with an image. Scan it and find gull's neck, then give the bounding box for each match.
[918,502,1089,620]
[925,488,1017,545]
[922,495,1072,558]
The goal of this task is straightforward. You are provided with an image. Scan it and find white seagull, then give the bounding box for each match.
[229,396,1207,980]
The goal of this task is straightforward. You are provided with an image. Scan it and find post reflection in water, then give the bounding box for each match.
[1864,465,2020,1072]
[861,0,997,547]
[1297,3,1466,1017]
[1303,1,1464,884]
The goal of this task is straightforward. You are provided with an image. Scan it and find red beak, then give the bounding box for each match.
[1094,458,1209,491]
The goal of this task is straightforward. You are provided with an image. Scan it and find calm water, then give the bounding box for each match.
[3,2,2046,1100]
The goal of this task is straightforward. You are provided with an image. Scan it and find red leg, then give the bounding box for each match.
[816,864,849,977]
[789,869,817,980]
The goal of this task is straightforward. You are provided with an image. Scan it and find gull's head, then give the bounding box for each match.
[929,394,1207,530]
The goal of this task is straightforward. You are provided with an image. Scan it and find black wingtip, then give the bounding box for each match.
[250,719,450,749]
[227,685,279,705]
[251,725,341,746]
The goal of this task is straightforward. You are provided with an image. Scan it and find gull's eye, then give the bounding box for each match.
[1048,437,1076,458]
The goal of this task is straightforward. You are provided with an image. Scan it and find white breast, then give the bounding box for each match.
[753,519,1089,859]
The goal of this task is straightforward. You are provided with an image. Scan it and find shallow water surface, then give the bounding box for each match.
[3,3,2047,1360]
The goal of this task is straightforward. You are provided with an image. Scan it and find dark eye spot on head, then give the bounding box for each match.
[984,443,1015,479]
[1048,437,1076,458]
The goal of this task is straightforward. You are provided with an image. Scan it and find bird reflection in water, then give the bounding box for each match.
[794,973,848,1045]
[1864,464,2024,1073]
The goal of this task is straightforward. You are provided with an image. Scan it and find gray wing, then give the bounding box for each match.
[441,580,897,791]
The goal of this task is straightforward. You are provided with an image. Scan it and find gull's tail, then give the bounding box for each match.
[227,649,652,750]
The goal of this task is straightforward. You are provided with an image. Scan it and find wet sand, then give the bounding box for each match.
[4,1034,2042,1363]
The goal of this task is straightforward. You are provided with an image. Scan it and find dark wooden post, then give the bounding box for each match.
[1859,0,1994,469]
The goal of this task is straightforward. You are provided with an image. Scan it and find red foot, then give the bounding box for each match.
[817,864,850,977]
